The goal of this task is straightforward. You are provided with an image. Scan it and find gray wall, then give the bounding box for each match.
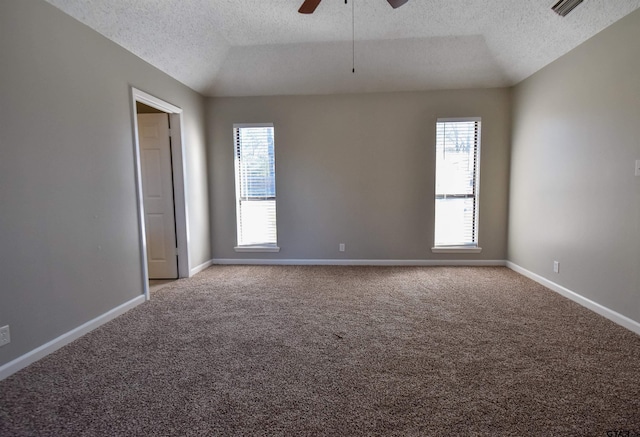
[0,0,210,366]
[509,9,640,323]
[208,89,511,261]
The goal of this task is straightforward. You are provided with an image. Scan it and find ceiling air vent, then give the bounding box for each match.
[552,0,584,17]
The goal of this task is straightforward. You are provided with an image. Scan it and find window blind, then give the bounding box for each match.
[233,124,277,246]
[434,118,481,247]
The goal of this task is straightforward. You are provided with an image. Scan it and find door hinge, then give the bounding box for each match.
[175,247,179,256]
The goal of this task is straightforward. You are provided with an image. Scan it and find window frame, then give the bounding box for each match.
[233,123,280,252]
[431,117,482,253]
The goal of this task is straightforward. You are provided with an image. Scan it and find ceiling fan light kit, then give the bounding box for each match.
[551,0,584,17]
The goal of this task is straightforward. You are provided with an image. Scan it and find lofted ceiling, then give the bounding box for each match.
[44,0,640,97]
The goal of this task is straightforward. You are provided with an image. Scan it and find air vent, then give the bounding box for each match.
[552,0,584,17]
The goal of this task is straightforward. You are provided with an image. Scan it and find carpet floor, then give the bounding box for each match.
[1,266,639,436]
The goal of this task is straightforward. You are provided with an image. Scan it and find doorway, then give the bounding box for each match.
[131,88,190,300]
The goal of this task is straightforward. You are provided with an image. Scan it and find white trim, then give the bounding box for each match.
[436,116,482,123]
[506,261,640,336]
[0,295,145,381]
[131,87,191,301]
[431,246,482,254]
[190,259,214,276]
[213,259,506,266]
[234,246,281,253]
[233,124,278,249]
[434,117,482,249]
[130,90,150,300]
[133,88,181,113]
[233,122,274,129]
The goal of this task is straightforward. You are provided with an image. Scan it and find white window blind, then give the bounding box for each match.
[434,118,481,247]
[233,123,277,247]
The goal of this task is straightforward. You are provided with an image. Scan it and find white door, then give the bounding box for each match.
[138,113,178,279]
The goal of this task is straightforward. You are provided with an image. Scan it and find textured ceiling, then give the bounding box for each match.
[44,0,640,97]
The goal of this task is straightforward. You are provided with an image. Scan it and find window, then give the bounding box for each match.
[433,118,481,251]
[233,123,279,251]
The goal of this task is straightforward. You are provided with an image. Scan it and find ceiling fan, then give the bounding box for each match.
[299,0,409,14]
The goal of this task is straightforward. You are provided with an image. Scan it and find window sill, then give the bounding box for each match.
[431,246,482,254]
[234,245,280,253]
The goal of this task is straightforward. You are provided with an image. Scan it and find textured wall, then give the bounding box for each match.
[0,0,210,366]
[509,9,640,323]
[208,89,511,261]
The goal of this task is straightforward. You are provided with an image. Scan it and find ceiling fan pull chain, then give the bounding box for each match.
[352,0,355,73]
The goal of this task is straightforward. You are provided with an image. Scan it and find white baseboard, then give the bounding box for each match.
[0,295,145,381]
[506,261,640,336]
[190,259,214,276]
[212,258,507,266]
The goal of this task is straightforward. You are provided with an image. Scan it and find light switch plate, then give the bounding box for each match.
[0,325,10,347]
[635,160,640,176]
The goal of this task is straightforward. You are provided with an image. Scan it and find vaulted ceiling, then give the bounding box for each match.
[45,0,640,97]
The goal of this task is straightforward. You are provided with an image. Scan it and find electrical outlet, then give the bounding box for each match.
[0,325,10,347]
[339,243,345,252]
[553,261,560,274]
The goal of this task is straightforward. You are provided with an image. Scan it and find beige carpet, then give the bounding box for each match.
[1,266,639,436]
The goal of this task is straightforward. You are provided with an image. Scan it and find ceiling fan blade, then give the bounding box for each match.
[299,0,322,14]
[387,0,409,8]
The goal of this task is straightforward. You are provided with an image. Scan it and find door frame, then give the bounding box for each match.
[130,87,190,300]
